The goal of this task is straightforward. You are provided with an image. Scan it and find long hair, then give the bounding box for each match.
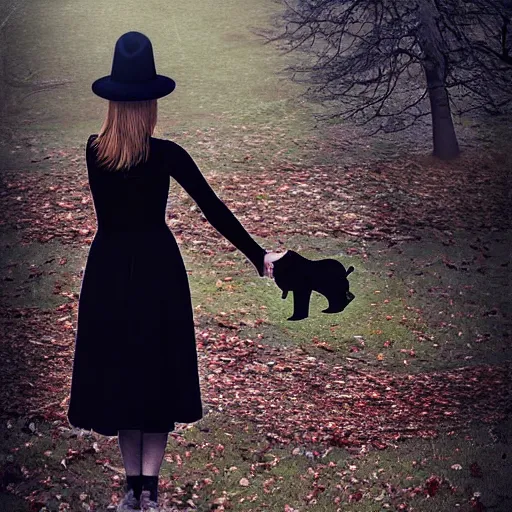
[91,99,158,171]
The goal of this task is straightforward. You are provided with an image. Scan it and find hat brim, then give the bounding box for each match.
[92,75,176,101]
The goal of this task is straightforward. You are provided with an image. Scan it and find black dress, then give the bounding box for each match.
[67,134,266,436]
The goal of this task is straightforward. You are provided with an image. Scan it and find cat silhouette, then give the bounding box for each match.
[272,250,355,321]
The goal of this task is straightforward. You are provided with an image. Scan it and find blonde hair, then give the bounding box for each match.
[91,99,158,171]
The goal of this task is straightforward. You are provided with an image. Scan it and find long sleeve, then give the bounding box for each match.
[166,140,267,277]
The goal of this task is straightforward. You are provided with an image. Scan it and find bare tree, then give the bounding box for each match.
[254,0,512,160]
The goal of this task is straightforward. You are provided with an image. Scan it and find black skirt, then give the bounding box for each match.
[67,228,203,436]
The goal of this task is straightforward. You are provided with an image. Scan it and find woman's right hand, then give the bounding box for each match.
[263,250,288,279]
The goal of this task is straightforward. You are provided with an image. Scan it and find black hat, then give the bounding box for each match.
[92,31,176,101]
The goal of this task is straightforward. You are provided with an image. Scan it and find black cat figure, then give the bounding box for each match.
[272,250,355,321]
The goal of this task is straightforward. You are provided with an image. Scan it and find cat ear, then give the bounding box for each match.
[346,266,354,276]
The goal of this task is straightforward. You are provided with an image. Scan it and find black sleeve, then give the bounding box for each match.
[166,140,267,277]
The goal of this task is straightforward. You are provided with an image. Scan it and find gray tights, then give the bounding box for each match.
[118,430,169,476]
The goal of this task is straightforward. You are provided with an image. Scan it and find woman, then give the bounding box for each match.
[66,31,287,511]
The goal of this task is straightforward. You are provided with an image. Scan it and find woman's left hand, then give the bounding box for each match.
[264,250,288,279]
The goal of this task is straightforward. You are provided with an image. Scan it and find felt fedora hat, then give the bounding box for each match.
[92,31,176,101]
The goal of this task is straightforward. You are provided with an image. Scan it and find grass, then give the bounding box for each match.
[0,205,510,510]
[1,0,313,150]
[2,412,510,511]
[185,228,511,375]
[1,0,511,511]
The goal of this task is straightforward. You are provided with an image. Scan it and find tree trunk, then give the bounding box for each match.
[424,66,460,160]
[416,0,460,160]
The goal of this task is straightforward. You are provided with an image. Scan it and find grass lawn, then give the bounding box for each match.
[0,0,511,511]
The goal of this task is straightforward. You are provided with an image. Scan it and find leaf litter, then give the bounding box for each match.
[0,129,510,511]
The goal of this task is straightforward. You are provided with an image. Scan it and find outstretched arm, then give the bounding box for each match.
[167,140,268,277]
